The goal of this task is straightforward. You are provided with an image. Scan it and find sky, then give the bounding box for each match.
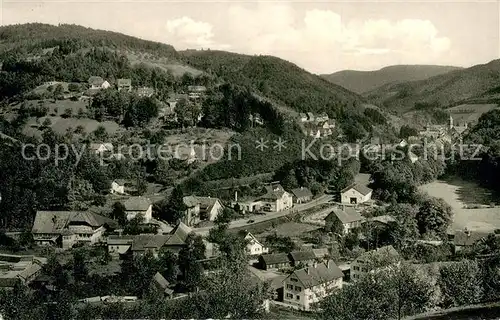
[1,0,499,74]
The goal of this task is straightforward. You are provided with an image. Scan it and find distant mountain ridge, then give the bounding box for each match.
[365,59,500,113]
[321,65,462,94]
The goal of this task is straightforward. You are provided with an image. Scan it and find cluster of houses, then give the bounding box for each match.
[87,76,155,98]
[0,254,48,290]
[419,115,468,141]
[249,237,400,311]
[299,112,336,138]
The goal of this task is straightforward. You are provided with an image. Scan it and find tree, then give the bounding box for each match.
[68,83,80,92]
[76,108,86,119]
[72,249,88,282]
[53,84,64,101]
[62,108,73,118]
[42,117,52,128]
[386,204,420,248]
[400,125,418,139]
[178,233,206,292]
[123,215,144,235]
[214,207,235,225]
[67,178,96,210]
[111,201,127,225]
[161,185,186,224]
[158,248,179,283]
[93,126,108,141]
[438,259,483,308]
[416,197,453,237]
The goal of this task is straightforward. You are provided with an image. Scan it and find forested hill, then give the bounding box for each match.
[321,65,462,94]
[0,23,178,59]
[365,59,500,113]
[181,50,364,117]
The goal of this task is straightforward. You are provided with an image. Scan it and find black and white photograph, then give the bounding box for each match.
[0,0,499,319]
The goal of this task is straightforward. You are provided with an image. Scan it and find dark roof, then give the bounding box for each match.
[165,222,192,246]
[454,230,491,246]
[32,211,118,234]
[260,253,290,265]
[260,184,287,200]
[291,187,313,199]
[287,260,343,289]
[341,183,373,196]
[122,197,152,211]
[88,76,104,85]
[326,207,364,224]
[312,248,329,259]
[289,251,316,262]
[153,272,173,294]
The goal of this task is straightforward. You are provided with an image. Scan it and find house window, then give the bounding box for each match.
[296,295,300,300]
[290,278,298,282]
[286,293,293,299]
[287,284,293,290]
[295,286,302,292]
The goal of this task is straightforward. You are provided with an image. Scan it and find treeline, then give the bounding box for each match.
[0,23,178,60]
[448,109,500,194]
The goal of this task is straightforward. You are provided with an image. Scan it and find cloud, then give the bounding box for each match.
[166,16,215,48]
[171,4,452,72]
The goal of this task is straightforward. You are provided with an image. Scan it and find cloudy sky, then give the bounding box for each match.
[1,0,499,73]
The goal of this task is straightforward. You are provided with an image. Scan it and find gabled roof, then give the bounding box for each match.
[259,253,290,265]
[341,183,373,196]
[153,272,173,294]
[123,197,152,211]
[88,76,104,86]
[312,248,329,259]
[326,207,364,224]
[244,232,264,247]
[355,245,399,264]
[131,235,169,251]
[454,230,491,246]
[286,260,343,289]
[166,222,192,246]
[291,187,313,199]
[117,78,132,86]
[32,211,118,234]
[299,113,307,118]
[260,184,287,200]
[289,251,316,262]
[368,215,396,225]
[89,143,113,151]
[183,196,221,211]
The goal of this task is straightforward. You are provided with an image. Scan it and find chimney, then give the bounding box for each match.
[235,191,238,202]
[327,260,332,268]
[306,268,310,275]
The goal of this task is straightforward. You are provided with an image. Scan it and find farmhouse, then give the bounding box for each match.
[350,245,400,281]
[122,196,153,223]
[152,272,174,298]
[0,254,47,289]
[291,187,313,204]
[242,232,269,256]
[187,85,207,99]
[299,113,308,122]
[312,248,330,261]
[32,211,118,249]
[182,196,222,227]
[88,76,110,90]
[258,253,290,270]
[258,183,293,212]
[117,79,132,92]
[282,260,343,311]
[452,229,491,252]
[325,206,364,235]
[289,251,316,267]
[89,143,113,154]
[110,179,127,195]
[340,183,373,204]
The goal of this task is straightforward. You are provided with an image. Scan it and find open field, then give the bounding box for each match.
[257,222,320,238]
[20,99,89,116]
[419,177,500,232]
[22,116,120,138]
[446,103,498,123]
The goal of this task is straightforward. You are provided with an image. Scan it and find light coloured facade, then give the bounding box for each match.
[123,197,153,223]
[340,184,372,205]
[283,260,343,311]
[244,233,269,256]
[350,245,399,281]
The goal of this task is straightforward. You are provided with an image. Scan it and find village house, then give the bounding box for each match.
[306,112,315,122]
[242,232,269,256]
[299,113,308,122]
[325,206,364,235]
[289,251,316,267]
[312,248,330,261]
[110,179,127,195]
[187,85,206,99]
[182,196,223,227]
[106,236,134,258]
[452,229,491,253]
[291,187,313,204]
[88,76,110,90]
[258,253,290,270]
[32,211,118,249]
[258,183,293,212]
[0,254,47,289]
[315,113,329,122]
[117,79,132,92]
[340,183,373,204]
[350,245,400,281]
[282,260,344,311]
[122,196,153,223]
[137,87,155,98]
[152,272,174,299]
[89,143,113,154]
